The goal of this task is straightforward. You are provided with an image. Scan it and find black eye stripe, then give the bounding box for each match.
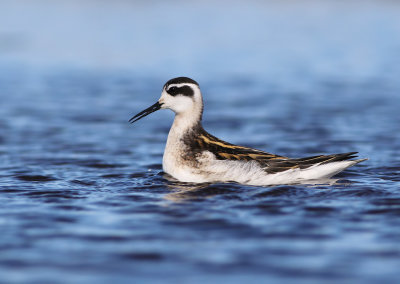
[167,85,194,97]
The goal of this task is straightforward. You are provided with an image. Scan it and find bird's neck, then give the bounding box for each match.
[169,105,203,137]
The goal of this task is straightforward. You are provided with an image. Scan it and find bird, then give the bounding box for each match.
[129,77,366,186]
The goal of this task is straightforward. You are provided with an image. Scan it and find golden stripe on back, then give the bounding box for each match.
[196,133,286,161]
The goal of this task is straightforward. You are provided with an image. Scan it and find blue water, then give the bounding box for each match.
[1,1,400,283]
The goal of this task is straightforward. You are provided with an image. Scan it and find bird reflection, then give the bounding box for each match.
[162,173,342,202]
[162,174,216,202]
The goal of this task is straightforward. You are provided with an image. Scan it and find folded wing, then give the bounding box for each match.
[195,130,362,174]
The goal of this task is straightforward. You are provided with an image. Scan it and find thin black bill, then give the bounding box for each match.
[129,102,161,124]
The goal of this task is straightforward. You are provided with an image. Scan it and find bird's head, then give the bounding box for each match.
[129,77,203,124]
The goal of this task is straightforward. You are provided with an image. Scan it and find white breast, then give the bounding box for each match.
[162,115,207,183]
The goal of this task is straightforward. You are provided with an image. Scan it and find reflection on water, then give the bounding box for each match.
[1,1,400,283]
[163,175,342,202]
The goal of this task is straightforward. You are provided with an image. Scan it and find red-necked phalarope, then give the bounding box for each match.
[129,77,366,186]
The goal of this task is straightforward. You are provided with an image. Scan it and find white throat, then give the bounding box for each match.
[171,109,201,133]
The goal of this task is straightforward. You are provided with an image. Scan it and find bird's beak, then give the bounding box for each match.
[129,101,162,124]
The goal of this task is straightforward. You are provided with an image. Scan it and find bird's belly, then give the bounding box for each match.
[162,149,209,183]
[162,150,263,184]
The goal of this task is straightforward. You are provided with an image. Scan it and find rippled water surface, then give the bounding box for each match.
[1,1,400,283]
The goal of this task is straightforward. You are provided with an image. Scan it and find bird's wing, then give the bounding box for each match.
[194,132,361,174]
[260,152,360,174]
[194,131,287,161]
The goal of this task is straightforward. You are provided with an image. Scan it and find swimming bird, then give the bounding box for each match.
[129,77,366,186]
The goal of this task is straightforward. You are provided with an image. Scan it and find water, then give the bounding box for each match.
[1,1,400,283]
